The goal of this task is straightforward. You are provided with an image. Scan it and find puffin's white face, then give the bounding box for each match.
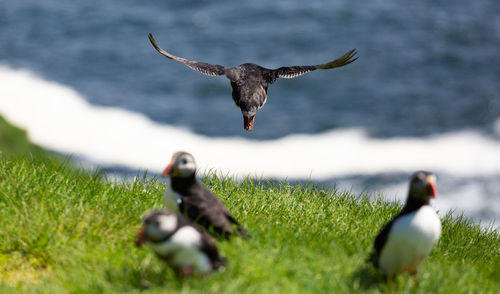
[161,152,197,178]
[143,211,178,242]
[409,171,437,201]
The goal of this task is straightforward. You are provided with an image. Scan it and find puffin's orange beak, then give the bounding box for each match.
[161,159,175,177]
[243,115,255,131]
[427,175,438,198]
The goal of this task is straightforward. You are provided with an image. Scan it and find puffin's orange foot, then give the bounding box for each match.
[135,226,145,247]
[411,270,419,285]
[386,275,395,289]
[179,267,195,277]
[243,115,255,131]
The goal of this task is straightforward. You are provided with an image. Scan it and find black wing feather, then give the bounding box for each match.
[274,49,358,79]
[179,183,235,238]
[274,65,317,79]
[369,218,396,267]
[148,33,226,76]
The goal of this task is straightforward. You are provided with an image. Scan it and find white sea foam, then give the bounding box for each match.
[1,66,500,181]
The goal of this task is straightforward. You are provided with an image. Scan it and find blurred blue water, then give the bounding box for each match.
[1,0,499,139]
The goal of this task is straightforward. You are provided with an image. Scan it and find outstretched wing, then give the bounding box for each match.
[148,33,226,76]
[274,49,358,79]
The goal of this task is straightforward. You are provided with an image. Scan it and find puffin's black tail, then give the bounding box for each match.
[236,226,251,239]
[225,213,251,239]
[212,256,227,270]
[367,250,379,268]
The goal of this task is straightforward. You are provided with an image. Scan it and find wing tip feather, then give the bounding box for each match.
[316,48,358,70]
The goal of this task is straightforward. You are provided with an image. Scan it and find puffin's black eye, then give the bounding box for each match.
[181,159,187,164]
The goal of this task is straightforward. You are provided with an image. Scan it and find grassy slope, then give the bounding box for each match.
[0,116,49,158]
[0,118,499,293]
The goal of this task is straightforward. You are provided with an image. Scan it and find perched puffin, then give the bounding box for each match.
[369,171,441,284]
[135,209,226,276]
[161,151,247,239]
[148,33,358,131]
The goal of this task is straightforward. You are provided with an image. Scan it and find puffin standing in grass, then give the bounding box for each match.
[369,171,441,284]
[148,33,358,131]
[136,210,226,276]
[161,151,247,239]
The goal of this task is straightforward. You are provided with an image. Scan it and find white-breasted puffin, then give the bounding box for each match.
[135,209,226,276]
[369,171,441,284]
[161,151,247,239]
[148,33,358,131]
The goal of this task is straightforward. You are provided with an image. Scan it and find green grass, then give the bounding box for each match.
[0,156,498,293]
[0,117,499,293]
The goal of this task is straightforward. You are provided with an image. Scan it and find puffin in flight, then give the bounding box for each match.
[136,209,226,276]
[161,151,247,239]
[369,171,441,284]
[148,33,358,131]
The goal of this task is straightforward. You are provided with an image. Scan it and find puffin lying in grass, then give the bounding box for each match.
[136,210,226,276]
[148,33,357,131]
[369,171,441,285]
[161,151,247,239]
